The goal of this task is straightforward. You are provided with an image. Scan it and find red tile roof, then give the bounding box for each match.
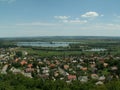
[28,64,33,68]
[68,75,76,80]
[20,60,27,65]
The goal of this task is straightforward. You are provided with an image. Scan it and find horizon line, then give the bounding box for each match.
[0,35,120,39]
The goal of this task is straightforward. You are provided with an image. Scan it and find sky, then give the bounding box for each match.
[0,0,120,37]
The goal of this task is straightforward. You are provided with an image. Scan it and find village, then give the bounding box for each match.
[0,46,120,86]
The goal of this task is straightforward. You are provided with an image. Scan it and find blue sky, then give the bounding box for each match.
[0,0,120,37]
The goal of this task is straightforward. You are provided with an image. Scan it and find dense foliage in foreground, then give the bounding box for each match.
[0,73,120,90]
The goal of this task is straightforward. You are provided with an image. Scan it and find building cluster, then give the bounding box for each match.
[0,47,120,85]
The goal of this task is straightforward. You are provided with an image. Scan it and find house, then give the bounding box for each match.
[81,67,87,71]
[39,74,49,79]
[46,60,50,65]
[20,60,27,65]
[78,76,88,83]
[91,67,98,73]
[41,66,49,70]
[72,60,77,63]
[37,66,40,73]
[111,66,118,71]
[10,67,22,74]
[58,67,68,76]
[41,66,49,75]
[91,74,99,80]
[15,58,19,62]
[1,64,8,74]
[99,59,105,63]
[54,72,59,77]
[99,75,106,81]
[42,69,49,74]
[23,51,28,55]
[27,64,33,68]
[64,65,69,70]
[90,64,96,68]
[55,60,60,65]
[50,64,56,68]
[77,64,83,69]
[103,63,108,67]
[25,68,34,73]
[23,72,32,78]
[95,81,104,85]
[68,75,76,80]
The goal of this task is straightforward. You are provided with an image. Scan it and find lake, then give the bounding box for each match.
[85,48,107,51]
[17,42,79,47]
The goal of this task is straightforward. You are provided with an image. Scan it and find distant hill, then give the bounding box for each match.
[0,36,120,41]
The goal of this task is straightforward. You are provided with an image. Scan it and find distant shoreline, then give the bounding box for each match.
[0,36,120,40]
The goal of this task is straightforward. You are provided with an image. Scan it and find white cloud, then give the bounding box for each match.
[81,11,99,18]
[54,16,87,24]
[101,14,104,17]
[70,20,87,23]
[54,16,70,20]
[16,22,58,26]
[0,0,16,3]
[81,23,120,31]
[62,20,69,23]
[117,16,120,18]
[63,19,87,24]
[114,14,120,18]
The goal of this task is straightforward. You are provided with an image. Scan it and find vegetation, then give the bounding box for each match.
[0,73,120,90]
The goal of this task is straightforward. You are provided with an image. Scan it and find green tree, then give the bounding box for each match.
[16,51,23,57]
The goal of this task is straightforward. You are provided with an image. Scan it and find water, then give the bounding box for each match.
[17,42,79,47]
[86,48,106,51]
